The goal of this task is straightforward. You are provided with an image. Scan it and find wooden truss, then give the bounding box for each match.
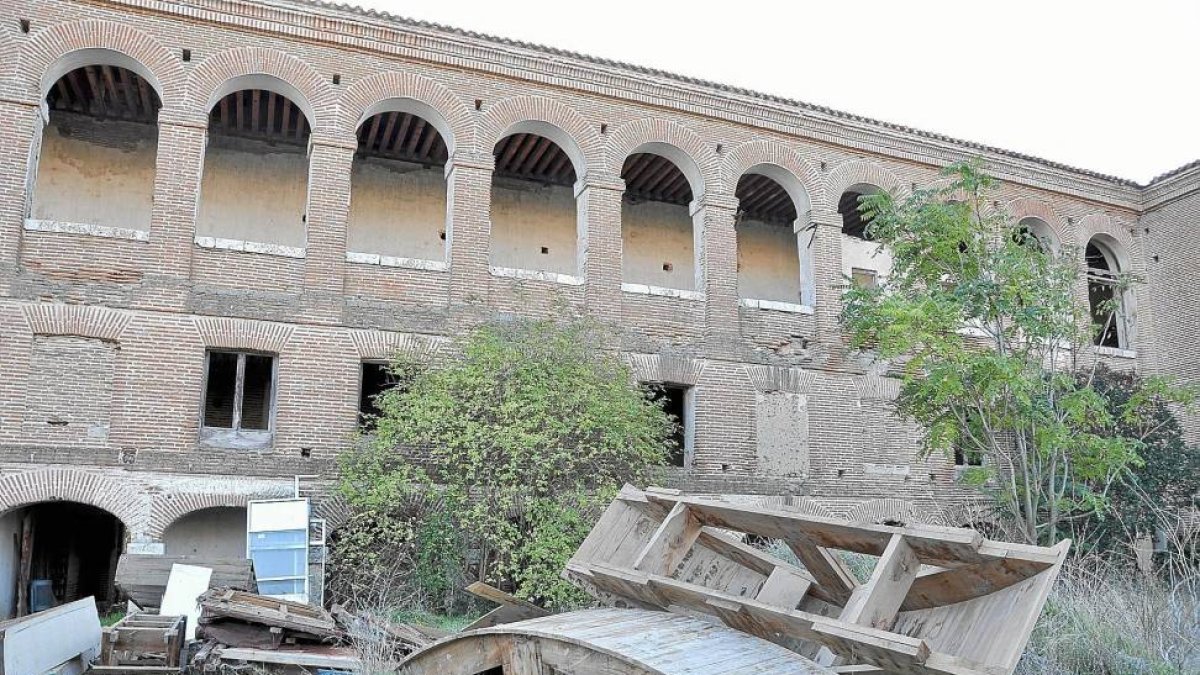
[563,486,1069,675]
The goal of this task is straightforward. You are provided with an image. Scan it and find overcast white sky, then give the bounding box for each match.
[349,0,1198,184]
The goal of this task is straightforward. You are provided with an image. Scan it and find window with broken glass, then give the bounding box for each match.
[1086,241,1127,349]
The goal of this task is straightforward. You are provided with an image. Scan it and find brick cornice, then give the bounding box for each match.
[91,0,1144,209]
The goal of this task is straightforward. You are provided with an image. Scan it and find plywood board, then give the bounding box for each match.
[160,564,211,640]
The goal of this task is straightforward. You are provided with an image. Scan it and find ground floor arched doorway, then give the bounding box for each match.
[0,501,126,619]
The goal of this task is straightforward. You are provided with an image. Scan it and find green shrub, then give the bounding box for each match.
[338,317,671,610]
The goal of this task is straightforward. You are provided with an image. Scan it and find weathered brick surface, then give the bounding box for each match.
[0,0,1193,539]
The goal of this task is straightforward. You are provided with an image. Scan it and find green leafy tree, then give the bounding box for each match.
[841,160,1194,545]
[338,318,671,609]
[1082,365,1200,558]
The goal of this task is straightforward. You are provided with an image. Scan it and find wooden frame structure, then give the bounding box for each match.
[561,486,1069,675]
[96,612,186,672]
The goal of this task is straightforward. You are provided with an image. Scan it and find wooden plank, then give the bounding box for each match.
[632,502,701,575]
[840,534,920,631]
[115,555,255,608]
[756,567,812,610]
[218,647,361,668]
[788,535,859,605]
[645,493,984,564]
[466,582,547,615]
[810,620,930,675]
[90,662,180,667]
[501,639,544,675]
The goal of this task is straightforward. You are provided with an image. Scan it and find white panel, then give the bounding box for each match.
[247,498,310,532]
[160,564,212,640]
[0,597,101,675]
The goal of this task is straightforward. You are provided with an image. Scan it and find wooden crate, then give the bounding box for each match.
[100,612,186,668]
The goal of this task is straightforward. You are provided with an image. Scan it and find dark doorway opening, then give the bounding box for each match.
[9,502,125,617]
[644,383,691,467]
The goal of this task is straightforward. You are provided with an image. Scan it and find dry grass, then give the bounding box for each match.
[1017,561,1199,674]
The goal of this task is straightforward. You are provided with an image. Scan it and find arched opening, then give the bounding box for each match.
[734,169,808,306]
[0,502,125,619]
[621,152,696,291]
[197,80,311,250]
[839,185,891,288]
[348,105,449,265]
[490,131,579,278]
[1086,236,1130,349]
[1014,217,1060,254]
[30,62,161,234]
[163,506,248,558]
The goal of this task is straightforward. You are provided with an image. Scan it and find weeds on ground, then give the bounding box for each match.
[1017,560,1199,675]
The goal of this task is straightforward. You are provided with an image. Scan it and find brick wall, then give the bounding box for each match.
[0,0,1192,536]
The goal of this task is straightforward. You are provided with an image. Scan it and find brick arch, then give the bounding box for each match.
[936,502,998,529]
[148,493,254,540]
[338,71,475,155]
[1078,213,1134,255]
[724,140,825,214]
[192,316,295,353]
[826,160,904,201]
[607,118,721,198]
[21,303,131,342]
[846,498,929,526]
[0,468,145,535]
[757,497,837,520]
[188,47,336,132]
[0,24,16,93]
[16,20,185,107]
[314,494,351,532]
[1006,197,1071,246]
[348,330,448,361]
[478,95,602,178]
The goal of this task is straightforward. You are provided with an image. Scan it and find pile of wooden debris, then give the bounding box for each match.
[187,587,441,671]
[399,485,1072,675]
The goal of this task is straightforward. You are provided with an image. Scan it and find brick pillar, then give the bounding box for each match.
[138,111,207,310]
[809,208,845,342]
[0,98,43,296]
[445,151,494,309]
[301,135,356,324]
[576,172,624,321]
[694,193,740,340]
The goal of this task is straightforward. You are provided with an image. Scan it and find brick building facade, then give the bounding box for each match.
[0,0,1197,614]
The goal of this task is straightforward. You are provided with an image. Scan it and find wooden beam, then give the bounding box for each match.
[280,97,291,137]
[646,494,984,564]
[621,153,654,183]
[83,66,104,116]
[787,535,859,606]
[136,75,155,121]
[250,90,261,133]
[632,502,701,576]
[266,91,277,135]
[840,534,920,631]
[405,117,427,156]
[755,566,812,610]
[362,113,381,151]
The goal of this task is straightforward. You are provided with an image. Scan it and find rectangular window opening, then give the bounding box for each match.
[202,350,276,435]
[644,382,692,468]
[954,446,983,467]
[851,267,878,290]
[359,361,402,429]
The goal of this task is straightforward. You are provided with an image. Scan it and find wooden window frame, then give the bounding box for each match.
[199,349,278,449]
